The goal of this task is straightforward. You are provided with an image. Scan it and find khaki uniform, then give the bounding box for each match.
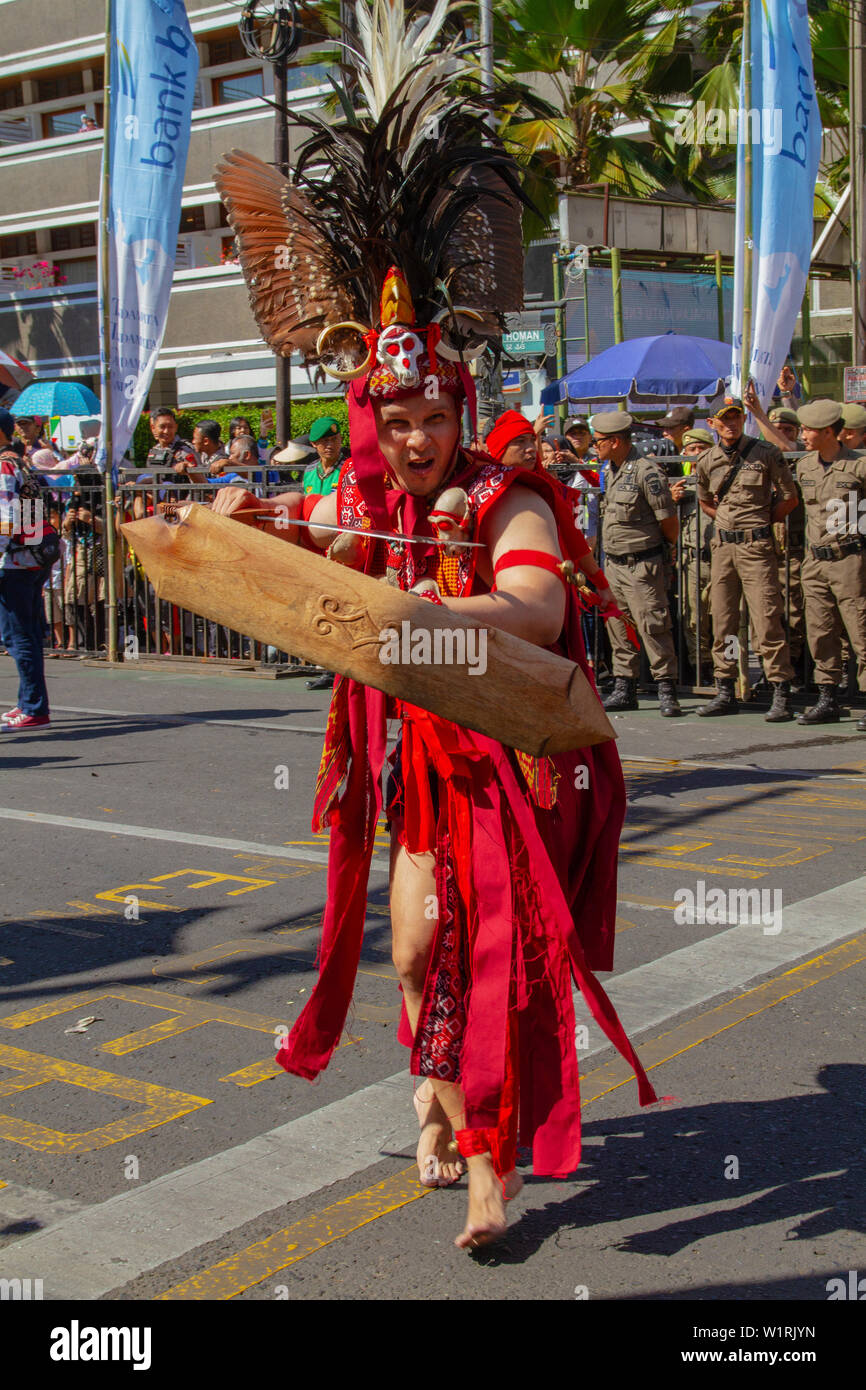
[796,447,866,688]
[601,448,677,679]
[679,486,714,668]
[696,437,796,683]
[775,492,806,663]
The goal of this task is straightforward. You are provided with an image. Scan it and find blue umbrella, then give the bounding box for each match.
[541,332,731,405]
[11,379,101,417]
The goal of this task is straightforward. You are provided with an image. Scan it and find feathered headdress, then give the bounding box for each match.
[214,0,529,393]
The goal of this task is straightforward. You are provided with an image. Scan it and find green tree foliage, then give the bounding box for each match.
[130,398,349,465]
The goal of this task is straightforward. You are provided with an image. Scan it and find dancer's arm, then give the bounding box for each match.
[444,485,566,647]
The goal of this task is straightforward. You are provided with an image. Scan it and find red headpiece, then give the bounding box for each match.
[485,410,537,463]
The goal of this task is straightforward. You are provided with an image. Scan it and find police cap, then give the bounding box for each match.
[796,399,843,429]
[591,411,633,437]
[768,407,799,426]
[683,427,714,447]
[841,403,866,430]
[708,394,744,418]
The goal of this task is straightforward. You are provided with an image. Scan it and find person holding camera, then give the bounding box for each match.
[145,408,204,495]
[0,407,56,728]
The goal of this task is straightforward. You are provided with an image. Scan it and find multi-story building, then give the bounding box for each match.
[0,0,850,419]
[0,0,343,413]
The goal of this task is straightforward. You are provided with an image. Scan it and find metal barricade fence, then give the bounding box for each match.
[35,456,847,694]
[113,472,311,670]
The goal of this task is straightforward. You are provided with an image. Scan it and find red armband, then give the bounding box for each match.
[492,549,567,586]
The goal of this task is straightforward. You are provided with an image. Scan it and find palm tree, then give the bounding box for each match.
[491,0,700,232]
[678,0,848,210]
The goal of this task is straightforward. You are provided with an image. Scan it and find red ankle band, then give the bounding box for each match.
[455,1128,494,1159]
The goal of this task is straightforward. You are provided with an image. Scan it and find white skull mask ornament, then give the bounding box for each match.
[377,324,425,388]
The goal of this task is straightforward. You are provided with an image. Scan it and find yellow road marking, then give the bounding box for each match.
[616,896,677,911]
[151,937,400,990]
[220,1033,362,1088]
[0,1044,210,1153]
[0,983,396,1074]
[155,935,866,1299]
[156,1167,434,1300]
[622,856,766,878]
[0,912,103,940]
[580,933,866,1103]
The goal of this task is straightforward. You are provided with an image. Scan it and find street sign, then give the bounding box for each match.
[503,328,547,356]
[843,366,866,401]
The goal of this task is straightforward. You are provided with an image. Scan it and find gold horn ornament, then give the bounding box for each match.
[432,306,489,362]
[315,321,373,380]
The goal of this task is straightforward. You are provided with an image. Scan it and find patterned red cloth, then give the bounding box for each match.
[278,449,658,1177]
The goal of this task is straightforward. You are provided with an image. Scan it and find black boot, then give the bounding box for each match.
[603,677,638,712]
[765,681,794,723]
[658,678,682,717]
[798,686,840,726]
[697,678,738,717]
[306,671,335,691]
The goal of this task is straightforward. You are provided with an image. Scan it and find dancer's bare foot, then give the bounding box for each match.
[455,1153,508,1249]
[414,1081,464,1187]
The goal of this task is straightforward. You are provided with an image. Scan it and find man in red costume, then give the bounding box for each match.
[211,0,657,1252]
[214,335,657,1250]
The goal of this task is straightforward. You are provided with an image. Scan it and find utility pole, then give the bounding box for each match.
[478,0,504,425]
[273,51,291,446]
[239,1,301,446]
[850,2,866,365]
[741,0,754,392]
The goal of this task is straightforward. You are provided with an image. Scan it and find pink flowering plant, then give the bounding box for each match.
[11,261,67,289]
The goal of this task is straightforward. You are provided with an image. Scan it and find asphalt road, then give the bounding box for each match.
[0,655,864,1311]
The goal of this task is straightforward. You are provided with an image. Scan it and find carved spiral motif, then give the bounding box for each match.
[313,596,382,649]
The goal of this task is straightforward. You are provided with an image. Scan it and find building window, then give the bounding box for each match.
[208,37,247,66]
[214,70,264,105]
[37,72,85,102]
[59,256,98,286]
[51,224,97,253]
[179,206,207,233]
[0,231,38,259]
[0,83,23,110]
[43,108,90,138]
[286,63,329,92]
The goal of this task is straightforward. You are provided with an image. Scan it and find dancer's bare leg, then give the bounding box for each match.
[390,833,463,1185]
[429,1077,522,1249]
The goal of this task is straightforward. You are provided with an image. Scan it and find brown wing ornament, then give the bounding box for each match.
[214,148,356,358]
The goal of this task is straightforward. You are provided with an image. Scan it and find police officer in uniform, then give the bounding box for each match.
[596,412,681,716]
[795,399,866,729]
[840,403,866,452]
[696,394,798,720]
[671,429,715,678]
